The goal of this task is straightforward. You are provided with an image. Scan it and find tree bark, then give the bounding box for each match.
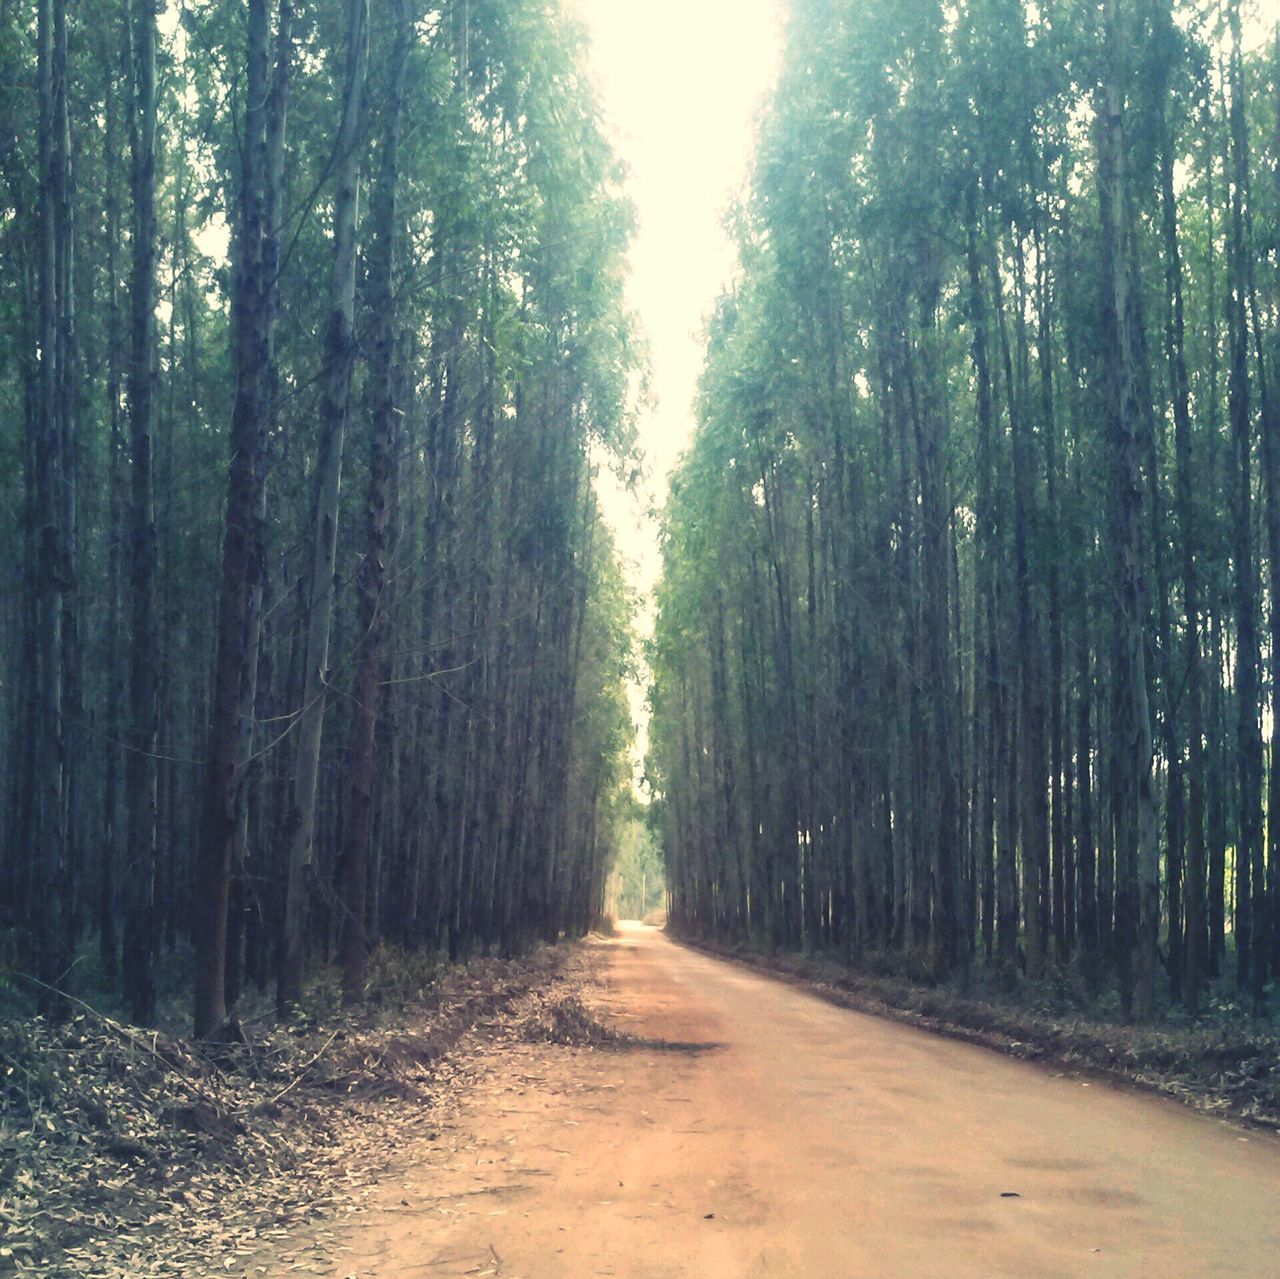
[122,0,159,1026]
[1155,25,1204,1009]
[31,0,70,1009]
[1226,1,1263,1007]
[1100,0,1159,1019]
[280,0,368,1011]
[339,0,408,1006]
[194,0,275,1039]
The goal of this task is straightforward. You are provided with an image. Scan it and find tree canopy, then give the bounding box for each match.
[0,0,641,1032]
[650,0,1280,1017]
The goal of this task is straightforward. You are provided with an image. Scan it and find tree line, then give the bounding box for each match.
[0,0,639,1036]
[606,811,665,922]
[650,0,1280,1018]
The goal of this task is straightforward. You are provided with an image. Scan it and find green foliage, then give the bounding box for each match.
[0,0,643,1019]
[650,0,1280,1016]
[609,816,665,921]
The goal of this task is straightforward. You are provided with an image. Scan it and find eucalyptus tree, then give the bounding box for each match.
[194,0,290,1040]
[122,0,160,1026]
[651,0,1280,1018]
[280,0,369,1015]
[0,0,640,1035]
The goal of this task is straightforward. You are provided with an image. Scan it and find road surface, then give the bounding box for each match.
[328,924,1280,1277]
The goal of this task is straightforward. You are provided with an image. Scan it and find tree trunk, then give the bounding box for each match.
[194,0,275,1039]
[1100,0,1159,1019]
[1226,0,1263,1007]
[339,0,408,1006]
[1156,29,1204,1009]
[122,0,159,1026]
[31,0,70,1010]
[280,0,368,1011]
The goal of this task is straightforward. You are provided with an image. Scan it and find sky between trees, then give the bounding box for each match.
[575,0,783,596]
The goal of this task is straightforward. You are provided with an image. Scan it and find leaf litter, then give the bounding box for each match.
[0,946,595,1278]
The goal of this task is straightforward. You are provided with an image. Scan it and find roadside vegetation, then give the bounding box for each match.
[651,0,1280,1036]
[1,946,602,1277]
[0,0,641,1034]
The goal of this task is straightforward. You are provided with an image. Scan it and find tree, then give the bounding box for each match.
[280,0,369,1014]
[338,0,410,1007]
[195,0,288,1039]
[122,0,159,1026]
[650,0,1280,1022]
[30,0,73,1010]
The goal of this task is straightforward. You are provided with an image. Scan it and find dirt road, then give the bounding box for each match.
[320,924,1280,1278]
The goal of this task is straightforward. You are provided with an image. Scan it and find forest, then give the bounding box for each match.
[0,0,641,1037]
[12,0,1280,1272]
[7,0,1280,1049]
[650,0,1280,1019]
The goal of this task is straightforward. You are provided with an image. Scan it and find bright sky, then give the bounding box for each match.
[574,0,784,597]
[572,0,783,786]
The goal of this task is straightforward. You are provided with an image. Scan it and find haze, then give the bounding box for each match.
[574,0,784,596]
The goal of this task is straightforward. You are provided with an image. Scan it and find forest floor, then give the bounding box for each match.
[0,944,595,1277]
[678,934,1280,1131]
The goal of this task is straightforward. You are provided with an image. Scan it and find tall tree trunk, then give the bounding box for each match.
[31,0,70,1009]
[1270,26,1280,984]
[1156,28,1204,1009]
[1244,29,1279,1006]
[914,290,961,971]
[994,228,1047,977]
[228,0,292,1010]
[1036,204,1069,965]
[122,0,159,1026]
[99,33,124,981]
[1226,2,1263,1007]
[339,0,408,1006]
[1203,92,1227,983]
[1100,0,1159,1019]
[194,0,275,1039]
[280,0,368,1010]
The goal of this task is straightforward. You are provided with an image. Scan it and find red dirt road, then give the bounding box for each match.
[325,924,1280,1277]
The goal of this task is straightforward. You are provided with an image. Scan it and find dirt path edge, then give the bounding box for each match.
[669,931,1280,1134]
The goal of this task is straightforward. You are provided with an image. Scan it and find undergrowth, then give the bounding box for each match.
[0,944,573,1277]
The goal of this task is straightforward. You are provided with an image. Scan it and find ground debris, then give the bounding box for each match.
[521,994,633,1048]
[520,993,720,1055]
[0,947,576,1277]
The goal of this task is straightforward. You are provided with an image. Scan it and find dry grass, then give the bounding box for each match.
[0,946,575,1277]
